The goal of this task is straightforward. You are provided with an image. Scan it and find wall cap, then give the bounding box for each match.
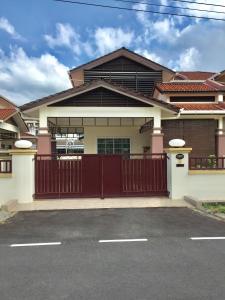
[164,147,192,153]
[9,149,37,155]
[0,173,12,178]
[189,170,225,175]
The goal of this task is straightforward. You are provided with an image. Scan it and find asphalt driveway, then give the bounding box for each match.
[0,208,225,300]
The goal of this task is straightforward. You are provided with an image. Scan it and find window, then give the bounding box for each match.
[97,138,130,154]
[170,96,215,102]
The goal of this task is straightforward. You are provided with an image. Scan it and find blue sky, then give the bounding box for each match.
[0,0,225,105]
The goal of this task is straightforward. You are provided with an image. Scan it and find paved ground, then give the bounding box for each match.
[0,208,225,299]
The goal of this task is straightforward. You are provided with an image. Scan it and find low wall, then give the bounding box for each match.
[0,175,15,206]
[0,150,36,207]
[188,171,225,201]
[166,148,225,201]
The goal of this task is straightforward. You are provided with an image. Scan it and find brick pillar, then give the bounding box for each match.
[151,128,164,154]
[37,128,51,155]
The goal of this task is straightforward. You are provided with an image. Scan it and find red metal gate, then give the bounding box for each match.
[35,154,167,199]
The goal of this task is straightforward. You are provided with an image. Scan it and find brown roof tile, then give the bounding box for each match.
[176,103,225,111]
[0,108,17,120]
[21,80,180,113]
[156,81,225,93]
[175,72,215,81]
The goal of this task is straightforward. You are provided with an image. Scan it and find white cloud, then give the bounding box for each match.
[94,27,134,55]
[133,1,225,71]
[0,17,21,39]
[135,48,162,63]
[44,23,94,56]
[172,47,201,70]
[0,47,71,105]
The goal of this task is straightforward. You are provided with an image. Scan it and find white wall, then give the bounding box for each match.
[0,176,15,206]
[84,126,149,154]
[188,173,225,201]
[166,148,225,201]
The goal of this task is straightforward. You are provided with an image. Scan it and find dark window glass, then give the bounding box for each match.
[97,138,130,154]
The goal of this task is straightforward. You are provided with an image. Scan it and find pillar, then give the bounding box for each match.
[216,118,225,157]
[9,149,37,203]
[151,110,163,153]
[37,128,52,155]
[164,147,192,200]
[37,108,51,155]
[151,131,164,153]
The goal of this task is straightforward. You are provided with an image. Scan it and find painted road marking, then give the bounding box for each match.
[190,237,225,240]
[99,239,148,243]
[10,242,62,247]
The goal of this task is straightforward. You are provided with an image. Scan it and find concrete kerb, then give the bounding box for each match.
[184,195,225,222]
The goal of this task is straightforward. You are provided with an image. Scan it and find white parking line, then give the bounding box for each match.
[99,239,148,243]
[190,237,225,240]
[10,242,62,247]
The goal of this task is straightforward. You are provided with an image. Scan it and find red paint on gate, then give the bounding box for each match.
[35,154,167,199]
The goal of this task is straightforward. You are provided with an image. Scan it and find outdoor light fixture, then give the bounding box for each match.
[169,139,185,148]
[15,140,33,149]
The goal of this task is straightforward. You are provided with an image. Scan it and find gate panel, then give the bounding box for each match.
[82,155,101,197]
[102,155,122,197]
[35,154,168,199]
[122,154,167,196]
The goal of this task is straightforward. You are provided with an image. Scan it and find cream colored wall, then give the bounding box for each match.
[188,173,225,201]
[0,150,36,207]
[84,126,149,154]
[0,176,15,206]
[166,148,225,201]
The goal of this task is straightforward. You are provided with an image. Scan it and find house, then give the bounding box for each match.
[0,96,28,151]
[20,47,225,157]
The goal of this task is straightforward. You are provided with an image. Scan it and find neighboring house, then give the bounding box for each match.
[20,48,225,157]
[0,96,28,151]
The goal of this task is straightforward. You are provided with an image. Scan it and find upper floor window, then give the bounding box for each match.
[170,96,215,102]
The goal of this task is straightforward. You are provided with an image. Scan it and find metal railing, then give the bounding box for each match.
[189,156,225,170]
[0,160,12,173]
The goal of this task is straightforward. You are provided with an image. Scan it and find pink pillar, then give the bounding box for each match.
[216,131,225,157]
[37,128,51,155]
[151,133,164,154]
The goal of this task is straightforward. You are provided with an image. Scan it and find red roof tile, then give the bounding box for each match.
[175,103,225,111]
[175,72,215,80]
[156,81,225,93]
[0,108,17,120]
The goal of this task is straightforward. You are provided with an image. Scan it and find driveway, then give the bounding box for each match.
[0,208,225,299]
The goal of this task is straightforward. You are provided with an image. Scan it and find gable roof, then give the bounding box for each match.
[156,80,225,93]
[0,95,18,109]
[174,72,215,81]
[0,108,17,121]
[20,80,179,113]
[69,47,175,74]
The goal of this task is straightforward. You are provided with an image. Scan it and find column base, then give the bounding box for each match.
[151,133,164,154]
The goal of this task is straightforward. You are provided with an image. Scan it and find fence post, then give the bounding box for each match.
[164,148,192,200]
[9,149,37,204]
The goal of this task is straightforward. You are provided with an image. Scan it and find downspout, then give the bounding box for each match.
[161,108,184,120]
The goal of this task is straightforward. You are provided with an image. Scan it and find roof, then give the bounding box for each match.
[0,95,18,109]
[20,132,37,139]
[20,79,179,113]
[176,103,225,111]
[156,80,225,93]
[174,72,215,81]
[0,108,17,121]
[69,47,175,74]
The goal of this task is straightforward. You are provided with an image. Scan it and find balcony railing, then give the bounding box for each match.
[189,156,225,170]
[0,160,12,173]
